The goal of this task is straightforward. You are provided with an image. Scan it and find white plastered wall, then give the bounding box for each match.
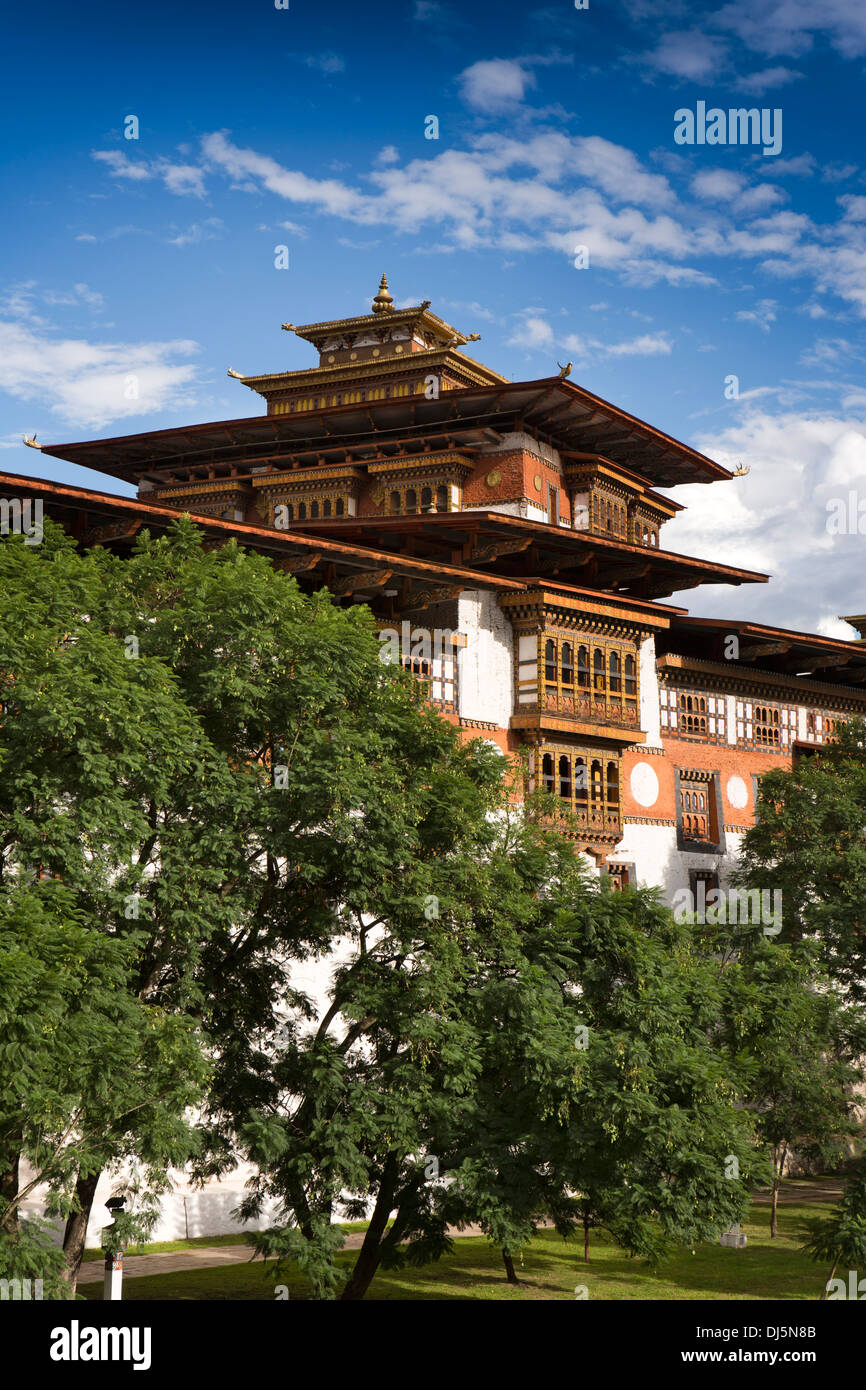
[457,589,514,726]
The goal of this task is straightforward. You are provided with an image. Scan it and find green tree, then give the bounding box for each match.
[737,718,866,1000]
[0,882,206,1295]
[715,937,863,1236]
[240,820,760,1298]
[802,1162,866,1298]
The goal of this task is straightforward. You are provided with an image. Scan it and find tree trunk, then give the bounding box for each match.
[339,1153,399,1301]
[820,1253,841,1301]
[502,1250,520,1284]
[0,1151,20,1236]
[584,1216,590,1263]
[770,1179,779,1238]
[770,1145,786,1239]
[60,1169,101,1297]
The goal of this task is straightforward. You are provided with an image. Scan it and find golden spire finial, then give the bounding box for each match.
[371,272,394,315]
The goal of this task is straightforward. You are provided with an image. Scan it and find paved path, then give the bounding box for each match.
[76,1224,492,1284]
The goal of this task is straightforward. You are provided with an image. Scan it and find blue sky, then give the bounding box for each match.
[3,0,866,633]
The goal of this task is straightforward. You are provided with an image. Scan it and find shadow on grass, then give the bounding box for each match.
[75,1195,834,1303]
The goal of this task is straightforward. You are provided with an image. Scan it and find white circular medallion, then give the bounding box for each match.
[726,775,748,809]
[630,761,659,809]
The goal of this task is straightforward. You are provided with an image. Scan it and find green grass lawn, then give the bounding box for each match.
[77,1191,834,1301]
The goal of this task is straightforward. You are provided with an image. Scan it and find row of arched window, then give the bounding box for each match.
[272,382,413,415]
[540,753,620,806]
[543,639,637,699]
[587,495,659,547]
[754,704,781,748]
[388,485,450,515]
[591,494,628,539]
[679,692,708,735]
[278,496,347,522]
[679,780,710,840]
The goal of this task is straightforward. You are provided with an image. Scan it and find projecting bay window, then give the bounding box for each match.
[530,633,640,728]
[529,745,622,839]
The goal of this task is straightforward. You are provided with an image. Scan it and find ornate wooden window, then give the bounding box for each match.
[381,626,460,714]
[545,639,557,681]
[676,769,724,851]
[609,650,621,694]
[680,781,709,839]
[679,692,708,735]
[561,642,574,686]
[606,861,635,891]
[577,645,590,687]
[542,752,555,792]
[529,744,622,840]
[661,687,728,743]
[624,655,637,706]
[530,631,640,729]
[754,704,781,748]
[558,754,571,799]
[593,649,606,694]
[689,868,720,902]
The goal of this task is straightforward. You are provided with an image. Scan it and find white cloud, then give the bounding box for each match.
[765,153,816,177]
[692,169,746,202]
[735,298,778,331]
[642,29,728,79]
[156,161,207,197]
[164,218,223,247]
[715,0,866,61]
[735,65,803,93]
[508,314,555,350]
[459,59,536,113]
[822,162,858,183]
[666,405,866,631]
[78,124,861,315]
[508,312,672,363]
[0,317,203,429]
[92,150,151,181]
[605,332,673,357]
[297,51,345,74]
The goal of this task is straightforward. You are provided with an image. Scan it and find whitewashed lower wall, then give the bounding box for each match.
[615,822,744,902]
[457,590,514,726]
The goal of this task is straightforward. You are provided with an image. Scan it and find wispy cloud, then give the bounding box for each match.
[0,315,203,429]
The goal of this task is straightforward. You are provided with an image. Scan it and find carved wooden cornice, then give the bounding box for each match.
[332,568,394,596]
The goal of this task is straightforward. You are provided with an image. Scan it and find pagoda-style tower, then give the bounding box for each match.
[239,274,504,419]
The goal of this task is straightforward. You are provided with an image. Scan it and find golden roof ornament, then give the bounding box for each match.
[371,273,394,315]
